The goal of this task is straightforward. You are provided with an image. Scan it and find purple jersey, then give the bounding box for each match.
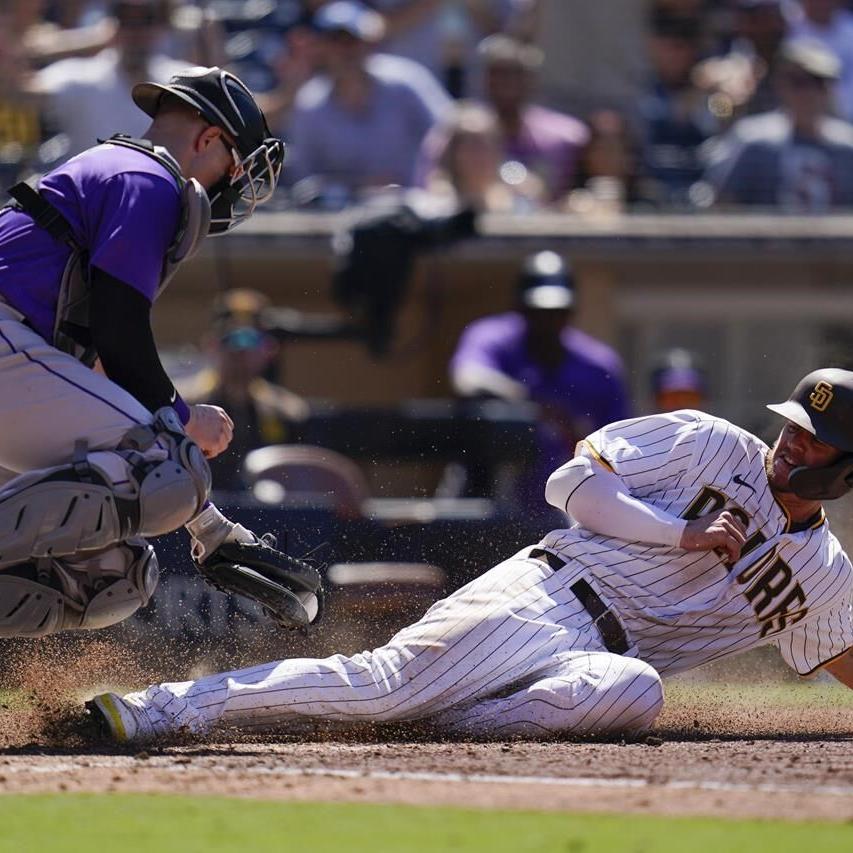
[452,312,629,430]
[0,143,181,342]
[452,312,630,500]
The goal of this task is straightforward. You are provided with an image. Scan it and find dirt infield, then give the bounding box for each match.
[0,732,851,822]
[1,682,851,822]
[0,638,851,822]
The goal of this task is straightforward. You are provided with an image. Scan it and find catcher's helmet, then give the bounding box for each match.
[766,367,853,500]
[132,66,284,234]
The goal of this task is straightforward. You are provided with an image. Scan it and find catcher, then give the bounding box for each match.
[0,66,323,638]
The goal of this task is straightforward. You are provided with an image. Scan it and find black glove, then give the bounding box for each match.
[194,533,324,630]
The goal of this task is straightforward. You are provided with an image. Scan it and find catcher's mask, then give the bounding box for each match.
[133,66,284,234]
[766,367,853,501]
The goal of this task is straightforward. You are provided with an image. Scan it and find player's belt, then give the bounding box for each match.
[528,548,630,655]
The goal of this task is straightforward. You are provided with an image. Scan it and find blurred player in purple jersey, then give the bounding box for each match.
[451,250,630,503]
[0,67,322,639]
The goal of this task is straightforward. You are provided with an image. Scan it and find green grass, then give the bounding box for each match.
[663,677,853,708]
[0,794,850,853]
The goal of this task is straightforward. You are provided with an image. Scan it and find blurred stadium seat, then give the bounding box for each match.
[243,443,371,519]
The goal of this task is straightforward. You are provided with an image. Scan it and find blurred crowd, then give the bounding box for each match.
[7,0,853,213]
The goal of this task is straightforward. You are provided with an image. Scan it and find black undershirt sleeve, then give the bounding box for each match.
[89,266,179,415]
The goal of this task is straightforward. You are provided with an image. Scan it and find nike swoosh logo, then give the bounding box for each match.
[732,474,756,493]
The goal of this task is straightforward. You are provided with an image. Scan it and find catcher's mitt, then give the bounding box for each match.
[194,533,324,630]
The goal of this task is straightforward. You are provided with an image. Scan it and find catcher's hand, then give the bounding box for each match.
[194,533,324,630]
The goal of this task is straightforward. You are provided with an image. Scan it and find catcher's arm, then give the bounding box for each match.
[824,649,853,688]
[185,504,324,630]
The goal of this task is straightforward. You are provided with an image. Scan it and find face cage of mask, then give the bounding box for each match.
[208,139,284,234]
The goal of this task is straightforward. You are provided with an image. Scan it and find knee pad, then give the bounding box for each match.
[0,538,159,638]
[121,407,212,535]
[0,407,210,568]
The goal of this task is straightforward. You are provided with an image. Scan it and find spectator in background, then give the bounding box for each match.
[450,251,629,502]
[566,109,653,213]
[256,16,324,133]
[178,289,309,492]
[650,348,709,412]
[32,0,189,158]
[703,39,853,210]
[371,0,447,81]
[26,1,220,70]
[693,0,788,120]
[372,0,534,96]
[533,0,649,117]
[460,0,540,97]
[787,0,853,120]
[0,11,46,186]
[639,10,719,206]
[284,0,451,204]
[474,34,589,204]
[421,100,545,211]
[15,0,116,67]
[157,3,226,69]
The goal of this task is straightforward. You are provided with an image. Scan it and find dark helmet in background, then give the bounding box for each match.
[766,367,853,500]
[133,66,284,233]
[516,251,575,311]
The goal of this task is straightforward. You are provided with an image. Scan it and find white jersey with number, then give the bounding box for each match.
[539,409,853,677]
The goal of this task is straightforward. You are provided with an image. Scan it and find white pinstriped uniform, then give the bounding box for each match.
[555,411,853,677]
[127,411,853,739]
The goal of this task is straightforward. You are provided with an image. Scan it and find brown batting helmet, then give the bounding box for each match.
[766,367,853,500]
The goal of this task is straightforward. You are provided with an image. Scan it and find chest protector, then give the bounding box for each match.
[5,135,211,366]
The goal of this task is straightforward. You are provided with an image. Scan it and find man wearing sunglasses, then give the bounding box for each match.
[704,38,853,209]
[0,65,323,640]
